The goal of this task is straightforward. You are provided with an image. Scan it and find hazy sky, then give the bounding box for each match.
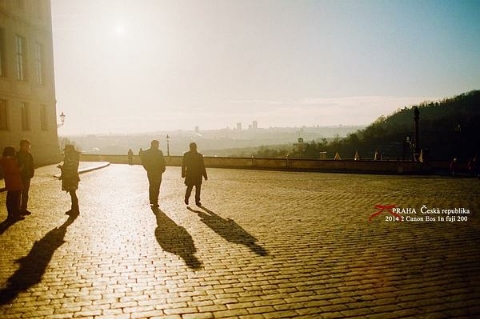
[51,0,480,135]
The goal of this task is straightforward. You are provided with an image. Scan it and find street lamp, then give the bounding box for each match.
[413,107,420,161]
[166,134,170,157]
[57,112,66,128]
[57,112,66,156]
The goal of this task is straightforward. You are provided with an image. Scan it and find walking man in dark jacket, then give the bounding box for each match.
[182,142,207,206]
[17,139,34,216]
[141,140,166,207]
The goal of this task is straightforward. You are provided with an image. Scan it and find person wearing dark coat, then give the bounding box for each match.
[58,144,81,216]
[141,140,166,207]
[182,142,207,206]
[17,139,34,216]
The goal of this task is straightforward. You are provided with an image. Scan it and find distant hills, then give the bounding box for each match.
[63,90,479,161]
[279,90,480,161]
[62,125,364,157]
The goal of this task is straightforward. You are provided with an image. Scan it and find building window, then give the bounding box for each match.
[16,35,27,81]
[40,105,48,131]
[35,1,46,20]
[35,43,45,84]
[21,102,30,130]
[0,28,5,77]
[0,100,9,130]
[17,0,26,11]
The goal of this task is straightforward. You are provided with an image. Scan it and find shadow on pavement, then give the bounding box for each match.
[0,215,78,305]
[151,207,202,270]
[0,218,23,236]
[188,206,268,257]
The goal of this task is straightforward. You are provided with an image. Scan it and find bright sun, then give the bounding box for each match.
[114,25,125,37]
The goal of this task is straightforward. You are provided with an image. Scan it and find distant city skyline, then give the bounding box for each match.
[51,0,480,135]
[61,123,365,157]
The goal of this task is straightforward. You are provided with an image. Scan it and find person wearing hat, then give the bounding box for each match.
[140,140,166,207]
[58,144,80,216]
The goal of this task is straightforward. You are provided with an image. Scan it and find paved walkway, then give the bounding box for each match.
[0,164,479,318]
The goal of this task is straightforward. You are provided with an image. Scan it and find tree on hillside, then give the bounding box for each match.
[253,90,480,161]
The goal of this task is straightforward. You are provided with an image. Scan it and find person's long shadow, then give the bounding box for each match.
[0,218,23,236]
[0,215,78,305]
[152,207,202,270]
[188,206,268,256]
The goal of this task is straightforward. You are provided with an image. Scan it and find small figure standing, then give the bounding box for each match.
[182,142,207,206]
[127,149,134,165]
[468,155,479,179]
[58,145,80,216]
[17,139,34,216]
[450,157,458,177]
[141,140,166,207]
[0,146,24,221]
[474,156,480,179]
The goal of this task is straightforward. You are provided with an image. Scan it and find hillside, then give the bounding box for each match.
[281,90,480,161]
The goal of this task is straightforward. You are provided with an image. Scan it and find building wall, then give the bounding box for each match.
[0,0,60,166]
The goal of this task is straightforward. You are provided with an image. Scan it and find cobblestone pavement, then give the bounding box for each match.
[1,163,479,319]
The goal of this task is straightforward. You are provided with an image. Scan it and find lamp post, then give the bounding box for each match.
[57,112,66,128]
[413,107,420,161]
[166,134,170,157]
[57,112,66,156]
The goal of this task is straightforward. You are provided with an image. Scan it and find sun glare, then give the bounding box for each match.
[114,24,125,37]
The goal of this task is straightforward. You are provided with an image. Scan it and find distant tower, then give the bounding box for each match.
[253,120,258,129]
[195,126,200,133]
[237,122,242,130]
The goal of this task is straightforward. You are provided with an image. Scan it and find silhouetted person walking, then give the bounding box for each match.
[0,147,24,221]
[141,140,166,207]
[58,145,80,216]
[17,139,34,216]
[182,142,207,206]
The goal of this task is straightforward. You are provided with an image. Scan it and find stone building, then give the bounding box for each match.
[0,0,60,166]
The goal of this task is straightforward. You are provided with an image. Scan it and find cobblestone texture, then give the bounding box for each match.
[1,163,479,318]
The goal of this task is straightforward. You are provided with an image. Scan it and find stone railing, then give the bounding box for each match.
[78,154,439,175]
